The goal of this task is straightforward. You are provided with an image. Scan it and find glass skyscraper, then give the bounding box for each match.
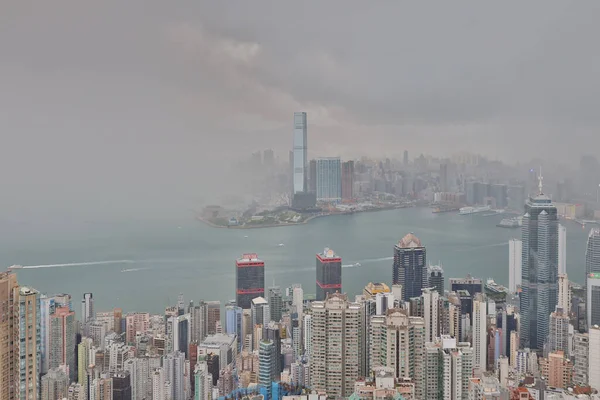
[393,233,427,301]
[586,228,600,291]
[316,157,342,201]
[293,112,308,194]
[520,176,558,350]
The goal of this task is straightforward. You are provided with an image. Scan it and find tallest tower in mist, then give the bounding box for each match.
[520,171,558,351]
[292,112,308,194]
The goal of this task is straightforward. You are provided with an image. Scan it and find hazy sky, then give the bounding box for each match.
[2,2,599,220]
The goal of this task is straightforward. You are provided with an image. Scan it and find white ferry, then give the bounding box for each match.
[459,205,491,215]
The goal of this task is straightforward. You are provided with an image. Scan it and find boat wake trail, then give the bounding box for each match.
[121,267,151,273]
[358,256,393,264]
[23,260,136,269]
[454,242,508,252]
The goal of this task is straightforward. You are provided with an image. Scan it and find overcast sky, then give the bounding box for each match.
[1,1,599,220]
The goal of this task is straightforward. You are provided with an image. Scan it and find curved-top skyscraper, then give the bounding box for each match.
[520,174,558,351]
[586,228,600,288]
[393,233,427,302]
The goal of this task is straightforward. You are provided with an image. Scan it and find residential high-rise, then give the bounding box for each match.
[164,351,186,400]
[520,173,559,350]
[508,239,522,293]
[559,224,567,275]
[114,307,123,334]
[586,228,600,292]
[316,247,342,301]
[540,350,572,389]
[303,314,312,357]
[152,368,165,400]
[225,305,242,350]
[112,371,132,400]
[422,288,440,343]
[90,377,113,400]
[310,293,362,397]
[341,160,354,200]
[293,112,308,194]
[190,301,208,344]
[427,264,444,294]
[0,271,18,400]
[235,253,265,309]
[423,337,474,400]
[587,273,600,328]
[77,337,94,391]
[573,332,589,386]
[393,233,426,301]
[316,157,342,201]
[263,322,282,376]
[125,312,150,345]
[267,286,283,323]
[40,294,71,374]
[41,367,69,400]
[49,306,77,382]
[472,293,487,376]
[548,308,570,357]
[194,361,211,400]
[588,326,600,391]
[15,286,42,399]
[368,309,426,397]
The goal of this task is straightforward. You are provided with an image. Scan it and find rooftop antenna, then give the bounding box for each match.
[538,166,544,195]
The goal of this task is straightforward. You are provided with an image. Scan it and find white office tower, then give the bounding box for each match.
[473,293,488,376]
[88,322,107,350]
[194,361,211,400]
[391,284,403,308]
[292,112,308,194]
[41,367,69,400]
[572,332,589,386]
[310,293,362,398]
[292,285,304,317]
[422,288,440,342]
[508,239,522,293]
[587,273,600,328]
[164,351,186,400]
[81,293,94,333]
[548,308,570,357]
[152,368,166,400]
[557,274,571,314]
[108,341,131,373]
[369,309,426,399]
[589,325,600,391]
[303,314,312,357]
[558,224,567,275]
[509,331,519,367]
[375,292,395,316]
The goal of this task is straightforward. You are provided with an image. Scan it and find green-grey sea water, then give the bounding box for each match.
[2,208,590,314]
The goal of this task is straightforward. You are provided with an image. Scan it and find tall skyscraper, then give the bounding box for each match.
[557,274,571,313]
[590,326,600,391]
[225,305,243,346]
[308,159,317,194]
[16,286,42,399]
[393,233,426,301]
[267,286,283,323]
[49,306,77,382]
[427,264,444,294]
[573,332,589,387]
[508,239,522,293]
[258,340,276,398]
[473,293,487,376]
[293,112,308,194]
[587,273,600,328]
[586,228,600,296]
[520,173,559,350]
[341,160,354,201]
[316,157,342,201]
[77,338,94,394]
[81,293,94,327]
[0,271,18,400]
[316,247,342,301]
[559,224,567,275]
[235,253,265,309]
[310,293,362,397]
[164,351,186,400]
[190,301,208,344]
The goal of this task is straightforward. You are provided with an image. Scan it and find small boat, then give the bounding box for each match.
[278,243,285,247]
[244,235,249,238]
[354,262,361,267]
[8,265,23,270]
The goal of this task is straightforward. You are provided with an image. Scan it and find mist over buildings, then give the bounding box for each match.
[1,1,600,225]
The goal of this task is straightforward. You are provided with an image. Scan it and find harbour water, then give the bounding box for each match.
[2,208,590,314]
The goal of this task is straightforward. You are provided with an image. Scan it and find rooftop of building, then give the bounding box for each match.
[318,247,338,258]
[397,233,422,248]
[364,282,390,294]
[237,253,263,264]
[251,297,268,306]
[200,333,237,346]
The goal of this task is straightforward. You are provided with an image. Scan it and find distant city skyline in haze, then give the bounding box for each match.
[2,1,600,221]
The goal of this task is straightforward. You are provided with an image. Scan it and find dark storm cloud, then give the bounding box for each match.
[1,1,599,219]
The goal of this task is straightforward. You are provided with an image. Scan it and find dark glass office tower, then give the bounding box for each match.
[449,275,483,297]
[316,248,342,301]
[393,233,426,301]
[236,253,265,309]
[428,264,444,294]
[112,371,132,400]
[520,175,558,350]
